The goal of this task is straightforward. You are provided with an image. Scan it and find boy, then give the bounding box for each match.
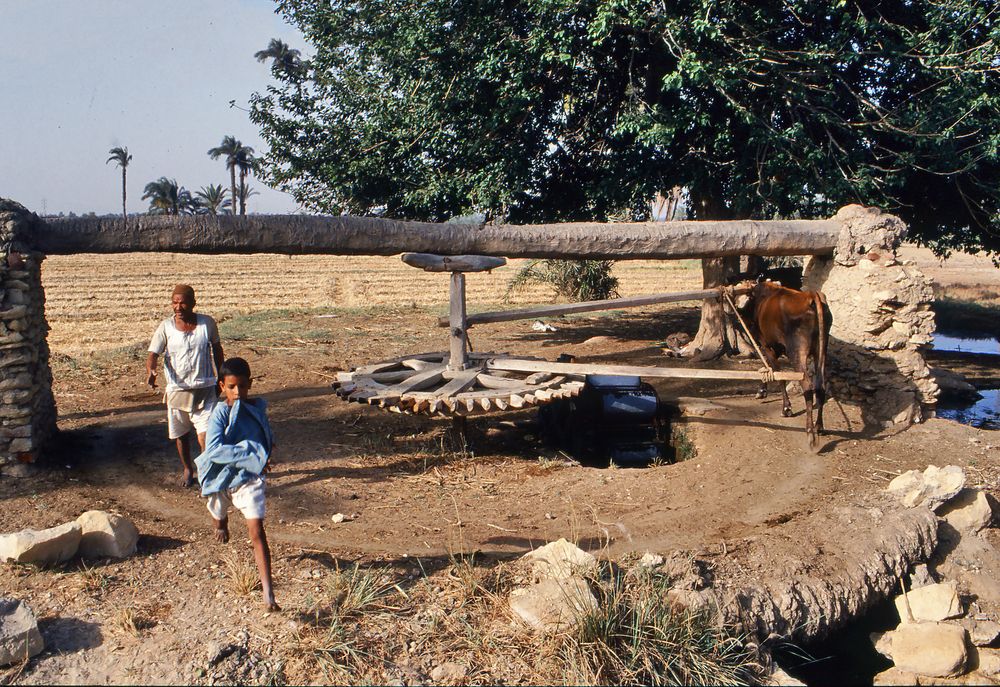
[195,357,279,611]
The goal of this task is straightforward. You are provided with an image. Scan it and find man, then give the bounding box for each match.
[146,284,225,487]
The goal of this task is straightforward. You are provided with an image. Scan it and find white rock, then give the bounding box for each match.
[886,465,965,511]
[430,661,468,684]
[531,320,557,332]
[978,647,1000,676]
[0,522,81,565]
[508,577,597,633]
[940,489,994,533]
[76,511,138,559]
[522,538,597,579]
[0,598,44,666]
[874,622,968,678]
[894,582,962,623]
[968,620,1000,647]
[331,513,346,524]
[767,666,805,686]
[871,666,919,686]
[638,552,664,568]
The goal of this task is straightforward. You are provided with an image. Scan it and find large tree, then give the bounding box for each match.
[106,146,132,223]
[142,177,195,216]
[251,0,1000,357]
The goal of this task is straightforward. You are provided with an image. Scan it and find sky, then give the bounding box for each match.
[0,0,306,215]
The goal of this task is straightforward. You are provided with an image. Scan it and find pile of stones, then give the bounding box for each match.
[873,465,999,684]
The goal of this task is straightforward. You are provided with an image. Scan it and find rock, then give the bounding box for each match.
[0,522,81,565]
[638,552,664,568]
[76,511,138,559]
[509,578,598,633]
[522,538,597,580]
[430,661,468,684]
[0,598,44,666]
[666,588,710,614]
[874,622,968,678]
[909,563,935,589]
[939,489,994,533]
[532,320,557,333]
[931,368,981,402]
[872,666,920,685]
[978,648,1000,676]
[768,666,805,686]
[330,513,346,524]
[675,397,726,417]
[894,582,963,623]
[887,465,965,511]
[967,620,1000,647]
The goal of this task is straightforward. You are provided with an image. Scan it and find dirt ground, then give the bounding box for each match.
[2,246,999,684]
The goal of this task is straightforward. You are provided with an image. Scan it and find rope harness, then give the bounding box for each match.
[721,286,775,384]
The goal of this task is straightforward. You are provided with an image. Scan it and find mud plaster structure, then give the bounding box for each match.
[805,205,939,427]
[0,201,56,475]
[0,200,936,470]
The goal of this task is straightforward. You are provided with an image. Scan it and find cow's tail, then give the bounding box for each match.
[813,291,827,393]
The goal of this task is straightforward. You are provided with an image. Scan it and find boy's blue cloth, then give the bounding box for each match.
[196,398,274,497]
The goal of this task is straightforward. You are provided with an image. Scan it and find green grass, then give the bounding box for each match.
[671,426,697,462]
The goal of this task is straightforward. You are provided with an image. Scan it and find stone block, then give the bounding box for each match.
[895,582,962,623]
[872,666,920,685]
[509,577,598,633]
[76,510,138,559]
[0,598,44,666]
[940,489,994,533]
[887,466,965,511]
[875,622,968,678]
[0,522,81,565]
[521,538,597,580]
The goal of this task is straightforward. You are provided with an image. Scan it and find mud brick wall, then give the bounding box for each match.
[805,205,938,428]
[0,200,56,472]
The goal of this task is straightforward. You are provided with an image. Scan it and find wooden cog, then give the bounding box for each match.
[333,352,586,416]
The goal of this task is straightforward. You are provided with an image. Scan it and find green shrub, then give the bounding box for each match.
[507,259,620,302]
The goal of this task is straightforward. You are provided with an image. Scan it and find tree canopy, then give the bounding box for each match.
[251,0,1000,256]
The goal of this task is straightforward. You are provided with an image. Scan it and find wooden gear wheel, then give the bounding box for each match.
[333,352,585,416]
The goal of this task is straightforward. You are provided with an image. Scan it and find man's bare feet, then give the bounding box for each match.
[214,519,229,543]
[263,594,280,612]
[181,470,195,488]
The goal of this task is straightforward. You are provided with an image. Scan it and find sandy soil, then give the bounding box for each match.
[1,245,998,684]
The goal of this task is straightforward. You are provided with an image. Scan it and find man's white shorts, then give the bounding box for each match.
[206,477,266,521]
[167,399,217,440]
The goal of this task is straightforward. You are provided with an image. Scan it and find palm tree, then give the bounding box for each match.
[234,146,256,216]
[208,136,255,216]
[106,146,132,222]
[237,184,261,214]
[142,177,195,216]
[195,184,231,215]
[254,38,302,76]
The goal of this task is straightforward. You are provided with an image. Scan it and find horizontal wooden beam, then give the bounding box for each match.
[487,357,804,382]
[401,253,506,273]
[32,214,841,260]
[437,286,750,327]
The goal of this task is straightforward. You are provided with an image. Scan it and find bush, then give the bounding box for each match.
[507,259,620,302]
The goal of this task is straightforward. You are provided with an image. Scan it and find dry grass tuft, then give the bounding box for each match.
[113,606,154,636]
[222,550,261,597]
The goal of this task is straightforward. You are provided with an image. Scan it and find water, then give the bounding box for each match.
[937,388,1000,430]
[933,333,1000,355]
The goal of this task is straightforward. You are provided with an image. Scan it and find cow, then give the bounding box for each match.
[739,279,832,451]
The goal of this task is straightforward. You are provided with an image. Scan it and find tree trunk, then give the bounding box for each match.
[121,169,127,224]
[239,170,247,216]
[684,191,754,361]
[33,214,842,257]
[229,167,237,217]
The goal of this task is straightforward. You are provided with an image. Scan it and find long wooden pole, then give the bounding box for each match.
[487,358,804,382]
[436,286,750,327]
[34,214,841,259]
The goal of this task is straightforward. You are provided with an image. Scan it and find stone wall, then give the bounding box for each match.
[805,205,938,427]
[0,200,56,474]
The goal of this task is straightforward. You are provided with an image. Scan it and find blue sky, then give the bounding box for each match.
[0,0,306,215]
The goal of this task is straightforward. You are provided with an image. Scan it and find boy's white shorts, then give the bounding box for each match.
[167,400,217,440]
[206,477,266,521]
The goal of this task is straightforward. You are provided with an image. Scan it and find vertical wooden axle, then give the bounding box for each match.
[448,271,468,371]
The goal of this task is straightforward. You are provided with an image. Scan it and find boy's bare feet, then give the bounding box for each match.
[263,595,280,612]
[213,518,229,543]
[181,470,195,488]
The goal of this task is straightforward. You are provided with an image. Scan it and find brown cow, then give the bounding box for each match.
[740,279,832,451]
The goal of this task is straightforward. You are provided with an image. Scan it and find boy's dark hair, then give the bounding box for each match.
[219,357,252,379]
